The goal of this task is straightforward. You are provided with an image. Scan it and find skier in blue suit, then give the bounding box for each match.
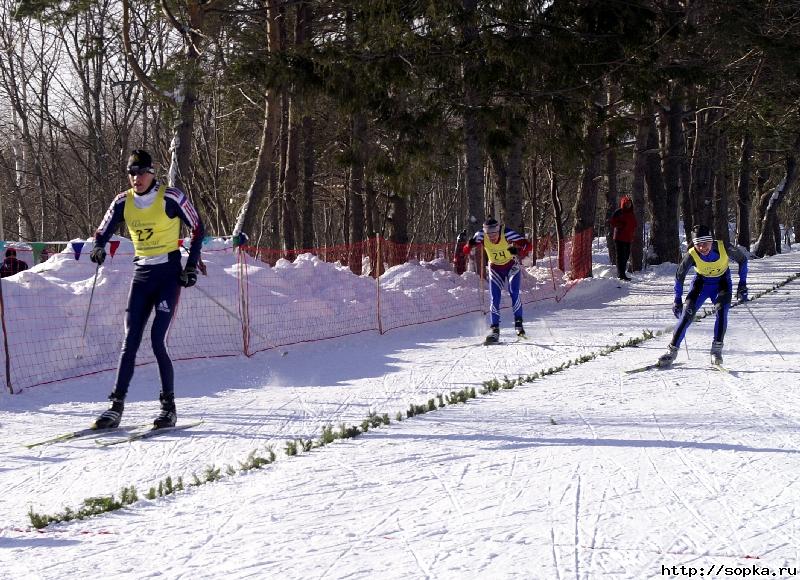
[658,224,748,367]
[464,218,531,344]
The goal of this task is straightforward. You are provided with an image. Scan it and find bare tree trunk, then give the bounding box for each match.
[772,216,782,254]
[11,120,36,240]
[365,181,377,237]
[645,111,666,259]
[122,0,210,193]
[489,151,507,222]
[630,104,650,270]
[689,100,721,228]
[170,4,203,193]
[753,154,771,241]
[0,21,39,241]
[387,191,409,268]
[528,159,539,263]
[506,136,524,233]
[735,133,753,248]
[646,109,680,264]
[282,90,299,251]
[662,87,687,246]
[605,112,619,267]
[680,117,694,243]
[232,0,281,241]
[297,1,315,249]
[753,135,800,257]
[548,156,565,271]
[267,153,280,248]
[461,0,484,234]
[348,113,366,274]
[712,134,730,246]
[301,114,315,248]
[570,91,604,278]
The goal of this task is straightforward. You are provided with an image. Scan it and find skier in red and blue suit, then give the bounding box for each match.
[89,149,205,430]
[464,218,531,343]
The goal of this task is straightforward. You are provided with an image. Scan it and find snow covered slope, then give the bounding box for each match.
[1,248,798,580]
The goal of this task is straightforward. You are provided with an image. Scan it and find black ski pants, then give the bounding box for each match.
[111,254,181,400]
[615,240,631,278]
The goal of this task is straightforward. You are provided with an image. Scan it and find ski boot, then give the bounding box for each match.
[93,396,124,429]
[484,325,500,345]
[514,317,526,337]
[153,393,177,429]
[657,344,679,367]
[710,341,723,366]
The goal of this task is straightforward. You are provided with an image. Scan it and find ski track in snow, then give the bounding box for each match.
[1,250,799,579]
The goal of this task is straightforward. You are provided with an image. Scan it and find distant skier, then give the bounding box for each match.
[609,194,637,281]
[90,149,205,429]
[463,218,531,343]
[658,224,748,367]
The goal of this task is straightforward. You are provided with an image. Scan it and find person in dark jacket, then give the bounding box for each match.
[657,224,748,367]
[609,195,637,281]
[90,149,205,430]
[0,248,28,278]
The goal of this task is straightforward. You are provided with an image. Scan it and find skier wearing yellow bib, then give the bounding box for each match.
[658,224,748,367]
[89,150,205,429]
[464,218,531,344]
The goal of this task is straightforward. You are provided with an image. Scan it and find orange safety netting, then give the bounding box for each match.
[0,231,590,394]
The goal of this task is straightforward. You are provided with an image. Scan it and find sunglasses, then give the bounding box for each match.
[128,167,152,176]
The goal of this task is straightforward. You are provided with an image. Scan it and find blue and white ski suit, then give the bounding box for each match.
[470,226,528,327]
[669,241,748,348]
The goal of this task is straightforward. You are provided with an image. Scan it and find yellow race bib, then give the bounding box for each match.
[483,229,514,266]
[689,241,728,277]
[124,185,180,257]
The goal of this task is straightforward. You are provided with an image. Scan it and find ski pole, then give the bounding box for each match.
[77,263,100,359]
[194,283,273,345]
[741,300,785,360]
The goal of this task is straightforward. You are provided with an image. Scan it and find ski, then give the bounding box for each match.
[454,336,533,348]
[24,424,152,449]
[624,363,660,374]
[624,362,683,374]
[710,363,730,374]
[484,338,526,346]
[95,420,204,447]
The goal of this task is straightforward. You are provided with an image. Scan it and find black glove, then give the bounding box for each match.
[89,246,106,265]
[179,265,197,288]
[736,283,748,302]
[456,229,467,244]
[672,300,683,319]
[508,246,518,255]
[468,238,477,248]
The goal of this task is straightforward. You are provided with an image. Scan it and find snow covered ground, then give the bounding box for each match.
[1,242,799,579]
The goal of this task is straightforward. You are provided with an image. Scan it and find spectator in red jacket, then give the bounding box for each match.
[609,195,637,281]
[0,248,28,278]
